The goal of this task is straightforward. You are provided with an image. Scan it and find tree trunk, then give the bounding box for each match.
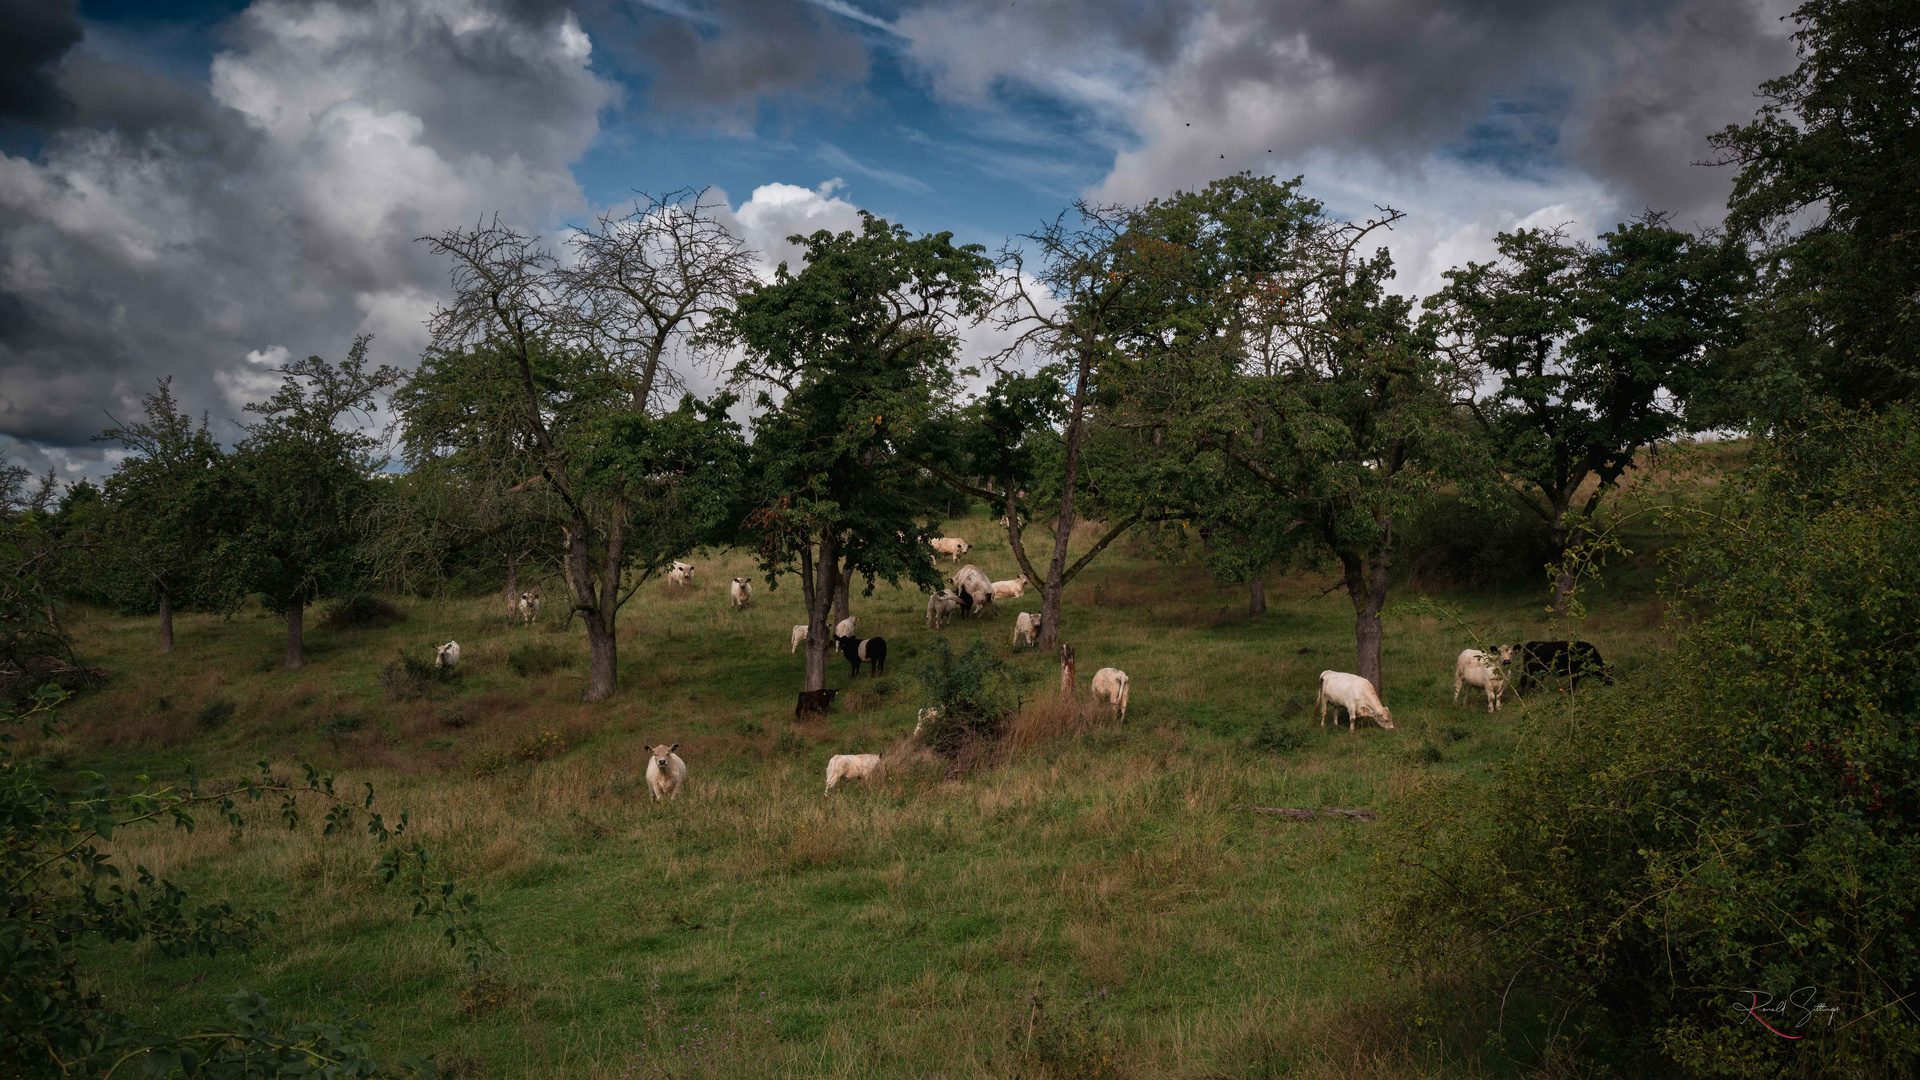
[1340,541,1392,695]
[1248,579,1266,616]
[833,564,852,625]
[803,534,840,693]
[284,602,303,670]
[1060,643,1075,701]
[1037,340,1094,650]
[584,618,617,701]
[158,591,175,654]
[505,553,519,621]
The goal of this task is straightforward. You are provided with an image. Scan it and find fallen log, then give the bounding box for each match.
[1251,806,1378,821]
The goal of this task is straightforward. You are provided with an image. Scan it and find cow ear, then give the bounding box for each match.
[669,743,679,754]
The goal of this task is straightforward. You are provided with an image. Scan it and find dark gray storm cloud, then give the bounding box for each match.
[0,0,614,475]
[0,0,82,128]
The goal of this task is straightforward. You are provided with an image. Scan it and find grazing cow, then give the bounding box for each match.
[837,634,887,677]
[434,640,461,670]
[1453,649,1508,713]
[835,616,858,639]
[991,574,1030,600]
[825,753,882,793]
[926,590,960,629]
[730,577,753,609]
[515,587,541,625]
[930,537,971,562]
[795,687,839,719]
[645,743,687,802]
[1013,611,1044,647]
[952,565,993,616]
[1316,671,1395,731]
[1090,667,1130,721]
[790,624,810,654]
[1507,641,1616,692]
[666,561,694,586]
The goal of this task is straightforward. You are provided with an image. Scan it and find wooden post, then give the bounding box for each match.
[1060,643,1075,701]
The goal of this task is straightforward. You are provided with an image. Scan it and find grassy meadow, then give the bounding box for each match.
[34,503,1681,1079]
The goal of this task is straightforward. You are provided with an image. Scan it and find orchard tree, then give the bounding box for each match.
[95,380,226,652]
[719,213,993,696]
[1433,217,1748,611]
[1116,174,1475,693]
[1711,0,1920,411]
[420,193,754,700]
[226,338,400,670]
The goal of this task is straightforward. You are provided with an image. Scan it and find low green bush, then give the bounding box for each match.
[1377,407,1920,1076]
[507,642,574,678]
[320,594,407,630]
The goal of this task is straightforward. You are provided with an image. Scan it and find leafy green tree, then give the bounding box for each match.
[421,195,755,701]
[224,338,400,670]
[94,380,228,653]
[1711,0,1920,411]
[719,213,993,694]
[1432,217,1748,610]
[1113,174,1472,692]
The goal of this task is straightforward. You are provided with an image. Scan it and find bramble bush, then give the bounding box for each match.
[1377,406,1920,1077]
[1,677,491,1076]
[914,637,1028,758]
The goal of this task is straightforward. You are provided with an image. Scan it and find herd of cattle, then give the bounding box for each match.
[425,534,1617,795]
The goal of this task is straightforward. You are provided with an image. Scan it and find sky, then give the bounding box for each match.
[1,0,1801,479]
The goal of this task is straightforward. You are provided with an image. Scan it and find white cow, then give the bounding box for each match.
[1090,667,1130,721]
[952,565,993,615]
[1453,649,1508,714]
[434,640,461,670]
[666,561,695,586]
[930,537,971,562]
[991,574,1030,600]
[824,753,882,793]
[730,577,753,609]
[1012,611,1044,647]
[835,616,858,639]
[645,743,687,802]
[790,624,810,654]
[514,587,541,625]
[1317,671,1395,731]
[926,591,960,629]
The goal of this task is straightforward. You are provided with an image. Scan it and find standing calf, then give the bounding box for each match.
[824,753,882,793]
[1090,667,1130,721]
[929,537,971,562]
[1012,611,1043,647]
[434,640,461,670]
[926,591,960,629]
[666,561,695,586]
[837,635,887,677]
[645,743,687,802]
[1453,649,1507,713]
[1316,671,1395,730]
[790,624,809,654]
[730,577,753,609]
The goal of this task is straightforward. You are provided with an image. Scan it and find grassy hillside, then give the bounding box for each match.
[32,507,1674,1079]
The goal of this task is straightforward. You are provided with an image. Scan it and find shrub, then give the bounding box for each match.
[507,643,574,678]
[915,637,1028,758]
[1377,407,1920,1076]
[320,594,407,630]
[380,652,449,701]
[197,699,235,730]
[1247,719,1304,755]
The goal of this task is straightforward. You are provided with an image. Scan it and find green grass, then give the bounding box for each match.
[37,507,1675,1079]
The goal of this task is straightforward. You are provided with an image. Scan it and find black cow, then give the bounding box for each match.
[836,634,887,677]
[1507,640,1615,692]
[795,687,839,719]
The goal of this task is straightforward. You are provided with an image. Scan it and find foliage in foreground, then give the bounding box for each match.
[1378,407,1920,1077]
[0,682,486,1077]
